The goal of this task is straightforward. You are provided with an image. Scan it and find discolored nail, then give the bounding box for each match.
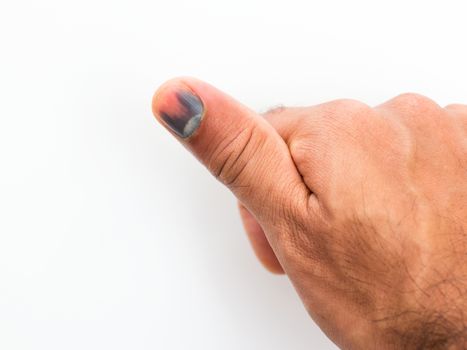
[157,89,205,138]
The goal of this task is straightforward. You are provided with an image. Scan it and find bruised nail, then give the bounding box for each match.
[155,87,205,138]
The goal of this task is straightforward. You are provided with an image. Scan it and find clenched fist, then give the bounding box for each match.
[152,77,467,349]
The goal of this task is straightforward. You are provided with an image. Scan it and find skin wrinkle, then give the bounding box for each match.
[222,127,256,187]
[212,126,251,180]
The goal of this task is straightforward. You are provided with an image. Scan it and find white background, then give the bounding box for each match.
[0,0,466,349]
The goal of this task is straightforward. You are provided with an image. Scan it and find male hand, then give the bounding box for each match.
[152,77,467,349]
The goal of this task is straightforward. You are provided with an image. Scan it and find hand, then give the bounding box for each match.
[152,77,467,349]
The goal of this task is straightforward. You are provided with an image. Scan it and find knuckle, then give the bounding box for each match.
[327,98,371,116]
[209,124,263,186]
[392,93,439,111]
[288,100,374,165]
[323,99,374,132]
[384,93,442,127]
[445,103,467,112]
[323,99,373,128]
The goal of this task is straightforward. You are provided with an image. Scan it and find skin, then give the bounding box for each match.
[152,77,467,349]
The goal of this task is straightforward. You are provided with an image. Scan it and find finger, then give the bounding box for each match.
[152,77,309,227]
[238,202,284,274]
[445,103,467,117]
[445,104,467,134]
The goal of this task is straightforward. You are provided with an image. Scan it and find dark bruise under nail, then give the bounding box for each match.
[159,90,204,138]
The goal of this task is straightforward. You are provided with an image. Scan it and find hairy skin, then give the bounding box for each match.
[260,97,467,349]
[153,79,467,350]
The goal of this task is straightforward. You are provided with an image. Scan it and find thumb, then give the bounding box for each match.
[152,77,307,224]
